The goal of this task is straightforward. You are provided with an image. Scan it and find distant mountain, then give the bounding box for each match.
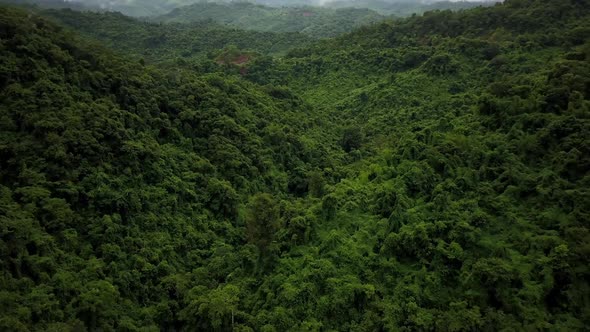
[83,0,200,17]
[0,0,200,16]
[0,0,500,17]
[42,8,313,60]
[153,2,386,38]
[0,0,94,11]
[324,0,500,15]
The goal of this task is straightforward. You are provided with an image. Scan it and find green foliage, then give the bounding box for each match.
[180,284,240,330]
[245,193,281,253]
[340,126,364,152]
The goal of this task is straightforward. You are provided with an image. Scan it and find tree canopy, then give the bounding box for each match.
[0,0,589,330]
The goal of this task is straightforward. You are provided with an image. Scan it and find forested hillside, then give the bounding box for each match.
[42,9,313,62]
[1,0,589,331]
[154,2,385,38]
[0,6,335,330]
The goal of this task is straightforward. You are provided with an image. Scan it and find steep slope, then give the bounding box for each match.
[0,6,334,331]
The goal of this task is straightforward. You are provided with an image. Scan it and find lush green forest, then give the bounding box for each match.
[0,0,589,331]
